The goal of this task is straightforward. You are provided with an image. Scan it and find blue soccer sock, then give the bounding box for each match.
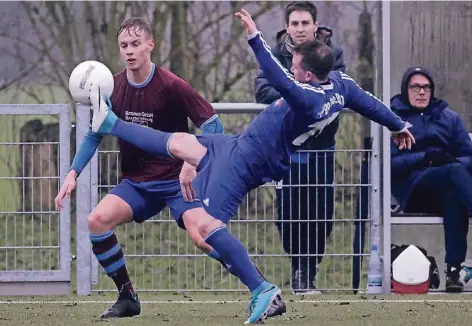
[90,231,135,297]
[208,249,222,260]
[111,119,173,158]
[208,249,236,274]
[205,226,267,292]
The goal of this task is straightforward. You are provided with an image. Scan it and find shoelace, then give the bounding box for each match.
[247,296,262,317]
[246,298,254,314]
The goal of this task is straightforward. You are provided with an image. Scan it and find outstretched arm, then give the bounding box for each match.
[70,129,103,176]
[341,72,415,149]
[235,9,326,117]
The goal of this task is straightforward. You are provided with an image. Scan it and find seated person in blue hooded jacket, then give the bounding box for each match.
[390,66,472,293]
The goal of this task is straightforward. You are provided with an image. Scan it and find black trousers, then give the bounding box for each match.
[405,163,472,265]
[275,151,335,278]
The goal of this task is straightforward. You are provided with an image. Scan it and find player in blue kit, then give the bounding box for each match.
[86,9,414,324]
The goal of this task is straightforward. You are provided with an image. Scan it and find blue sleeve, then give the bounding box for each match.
[341,72,406,132]
[200,114,224,134]
[391,140,426,177]
[247,31,325,116]
[450,113,472,171]
[70,129,103,175]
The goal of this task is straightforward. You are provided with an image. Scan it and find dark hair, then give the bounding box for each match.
[285,1,318,24]
[117,17,153,39]
[293,40,334,80]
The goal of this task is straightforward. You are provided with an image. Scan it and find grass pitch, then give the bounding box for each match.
[1,293,472,326]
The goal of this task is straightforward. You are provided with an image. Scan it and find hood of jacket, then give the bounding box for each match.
[390,94,448,120]
[398,66,436,108]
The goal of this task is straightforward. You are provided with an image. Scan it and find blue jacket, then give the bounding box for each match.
[244,31,406,183]
[390,95,472,208]
[254,27,346,151]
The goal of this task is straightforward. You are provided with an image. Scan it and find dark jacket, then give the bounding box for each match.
[255,27,346,104]
[254,27,346,150]
[390,95,472,209]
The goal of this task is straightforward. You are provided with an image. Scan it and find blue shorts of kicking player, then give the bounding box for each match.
[109,178,200,228]
[182,134,258,225]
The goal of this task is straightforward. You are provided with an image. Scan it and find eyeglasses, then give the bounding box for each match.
[408,84,432,93]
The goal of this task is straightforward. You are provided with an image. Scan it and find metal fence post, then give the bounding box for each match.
[75,105,92,295]
[59,105,72,286]
[381,0,392,294]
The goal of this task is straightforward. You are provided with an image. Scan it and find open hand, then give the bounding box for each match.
[392,128,415,150]
[234,9,258,35]
[54,171,77,211]
[179,162,197,201]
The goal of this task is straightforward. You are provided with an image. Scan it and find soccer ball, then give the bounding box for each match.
[68,60,114,105]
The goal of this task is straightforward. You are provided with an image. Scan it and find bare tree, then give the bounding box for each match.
[0,1,283,211]
[2,1,281,107]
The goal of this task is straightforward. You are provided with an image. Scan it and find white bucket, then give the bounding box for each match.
[392,245,430,293]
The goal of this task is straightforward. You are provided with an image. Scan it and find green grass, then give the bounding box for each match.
[1,293,472,325]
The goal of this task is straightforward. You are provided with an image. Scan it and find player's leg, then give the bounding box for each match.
[182,208,282,324]
[306,151,334,291]
[275,158,304,293]
[404,163,472,292]
[89,89,205,168]
[87,188,141,318]
[89,180,168,319]
[160,184,238,276]
[90,87,243,276]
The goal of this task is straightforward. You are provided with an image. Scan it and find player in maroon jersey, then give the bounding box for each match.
[54,18,225,319]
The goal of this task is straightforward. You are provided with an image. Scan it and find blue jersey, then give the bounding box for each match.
[237,31,406,183]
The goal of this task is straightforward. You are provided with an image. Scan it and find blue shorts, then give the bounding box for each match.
[109,178,200,228]
[186,134,255,224]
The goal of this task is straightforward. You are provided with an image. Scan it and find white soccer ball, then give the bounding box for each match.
[68,60,114,105]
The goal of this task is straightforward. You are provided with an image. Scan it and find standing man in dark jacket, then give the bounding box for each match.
[254,1,346,294]
[391,66,472,293]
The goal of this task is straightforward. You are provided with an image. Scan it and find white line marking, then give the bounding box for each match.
[1,299,472,304]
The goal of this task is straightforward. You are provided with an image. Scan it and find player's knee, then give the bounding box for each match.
[87,209,121,234]
[183,208,224,239]
[193,236,210,252]
[87,211,110,234]
[197,219,225,239]
[169,133,207,167]
[169,133,194,157]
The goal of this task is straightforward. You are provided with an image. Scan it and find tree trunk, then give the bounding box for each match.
[357,2,375,140]
[170,2,189,80]
[391,1,472,127]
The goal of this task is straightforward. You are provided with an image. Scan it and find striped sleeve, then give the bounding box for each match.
[341,72,406,132]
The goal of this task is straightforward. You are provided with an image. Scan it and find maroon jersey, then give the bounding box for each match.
[110,65,216,182]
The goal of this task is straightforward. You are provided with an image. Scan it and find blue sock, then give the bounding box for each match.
[97,107,118,134]
[208,249,236,274]
[251,280,273,297]
[205,226,266,291]
[208,249,221,260]
[111,119,173,157]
